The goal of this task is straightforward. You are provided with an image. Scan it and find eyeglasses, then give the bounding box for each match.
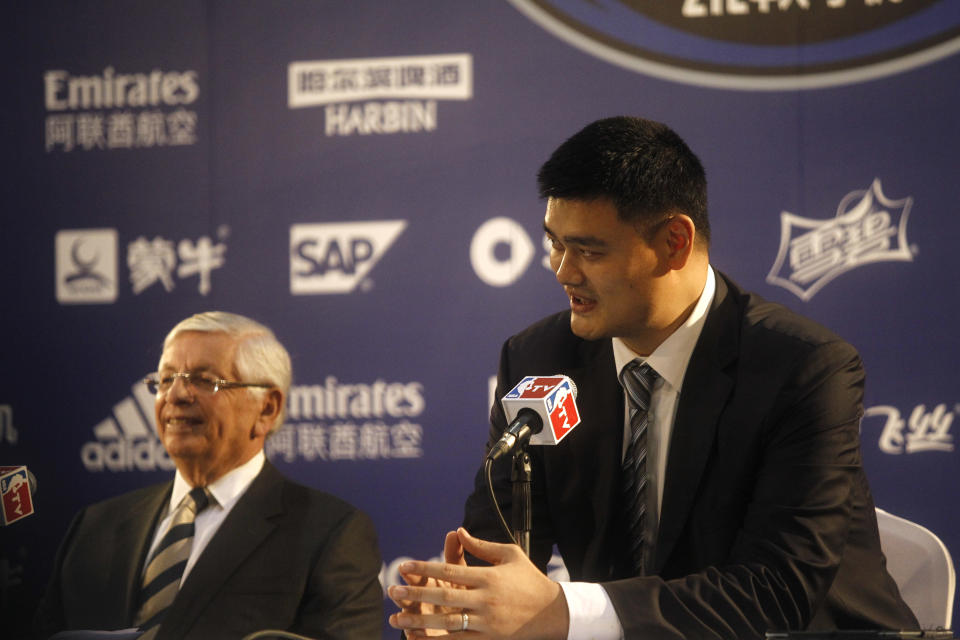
[143,371,273,396]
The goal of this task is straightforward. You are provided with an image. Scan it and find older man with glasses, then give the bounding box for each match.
[36,311,384,640]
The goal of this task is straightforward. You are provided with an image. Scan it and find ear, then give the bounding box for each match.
[251,388,284,439]
[661,215,696,269]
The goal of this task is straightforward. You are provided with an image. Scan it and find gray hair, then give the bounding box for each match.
[161,311,292,429]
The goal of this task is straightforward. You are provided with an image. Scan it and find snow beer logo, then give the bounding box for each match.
[766,179,913,301]
[290,221,407,294]
[509,1,960,90]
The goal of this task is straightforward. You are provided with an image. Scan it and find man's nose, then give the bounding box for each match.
[554,253,583,286]
[166,374,196,401]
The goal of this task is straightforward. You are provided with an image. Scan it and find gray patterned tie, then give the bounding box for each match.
[134,487,211,639]
[620,360,658,575]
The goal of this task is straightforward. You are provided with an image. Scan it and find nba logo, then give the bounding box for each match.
[544,380,580,442]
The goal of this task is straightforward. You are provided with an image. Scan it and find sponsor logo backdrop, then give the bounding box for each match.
[3,1,958,636]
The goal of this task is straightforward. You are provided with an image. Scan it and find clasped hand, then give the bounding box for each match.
[388,527,569,639]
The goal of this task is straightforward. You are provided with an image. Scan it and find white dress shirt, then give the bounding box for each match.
[560,267,716,640]
[143,450,266,584]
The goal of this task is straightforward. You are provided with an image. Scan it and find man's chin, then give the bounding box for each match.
[162,434,207,460]
[569,315,606,341]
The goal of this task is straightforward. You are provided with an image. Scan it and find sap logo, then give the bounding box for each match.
[290,221,407,295]
[55,228,118,304]
[767,179,914,301]
[81,381,174,472]
[863,403,955,455]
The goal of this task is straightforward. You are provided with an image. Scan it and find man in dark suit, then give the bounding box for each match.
[37,312,383,640]
[388,117,917,638]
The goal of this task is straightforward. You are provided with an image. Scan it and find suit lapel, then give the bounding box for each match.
[578,338,624,528]
[549,338,626,578]
[158,462,282,638]
[654,274,739,572]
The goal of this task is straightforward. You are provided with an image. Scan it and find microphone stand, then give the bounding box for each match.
[511,447,533,557]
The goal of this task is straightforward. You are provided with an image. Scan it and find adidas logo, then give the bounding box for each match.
[81,381,174,472]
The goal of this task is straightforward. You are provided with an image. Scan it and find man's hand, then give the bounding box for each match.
[388,527,569,639]
[392,531,467,637]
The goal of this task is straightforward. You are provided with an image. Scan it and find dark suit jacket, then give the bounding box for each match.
[464,272,918,639]
[36,461,383,640]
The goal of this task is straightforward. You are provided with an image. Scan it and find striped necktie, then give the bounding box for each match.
[134,486,211,639]
[620,360,658,576]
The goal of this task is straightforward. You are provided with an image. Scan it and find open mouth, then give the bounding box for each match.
[569,292,596,312]
[164,416,203,430]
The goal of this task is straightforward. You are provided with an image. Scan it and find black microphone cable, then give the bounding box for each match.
[484,456,519,547]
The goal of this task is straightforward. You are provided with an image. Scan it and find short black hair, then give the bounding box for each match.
[537,116,709,243]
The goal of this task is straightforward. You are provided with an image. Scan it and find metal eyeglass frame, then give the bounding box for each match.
[143,371,273,395]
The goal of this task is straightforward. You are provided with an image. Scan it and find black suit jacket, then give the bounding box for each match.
[464,272,917,639]
[36,461,384,640]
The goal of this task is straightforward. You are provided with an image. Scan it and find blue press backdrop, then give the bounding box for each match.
[2,1,958,637]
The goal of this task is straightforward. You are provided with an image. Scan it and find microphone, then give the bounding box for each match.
[0,465,36,525]
[487,375,581,461]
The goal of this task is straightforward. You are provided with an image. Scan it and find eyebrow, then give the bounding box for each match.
[158,364,217,375]
[543,224,610,247]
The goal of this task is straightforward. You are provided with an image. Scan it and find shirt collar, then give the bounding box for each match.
[170,450,265,513]
[613,266,716,392]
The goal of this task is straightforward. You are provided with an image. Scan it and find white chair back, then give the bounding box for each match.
[876,507,956,630]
